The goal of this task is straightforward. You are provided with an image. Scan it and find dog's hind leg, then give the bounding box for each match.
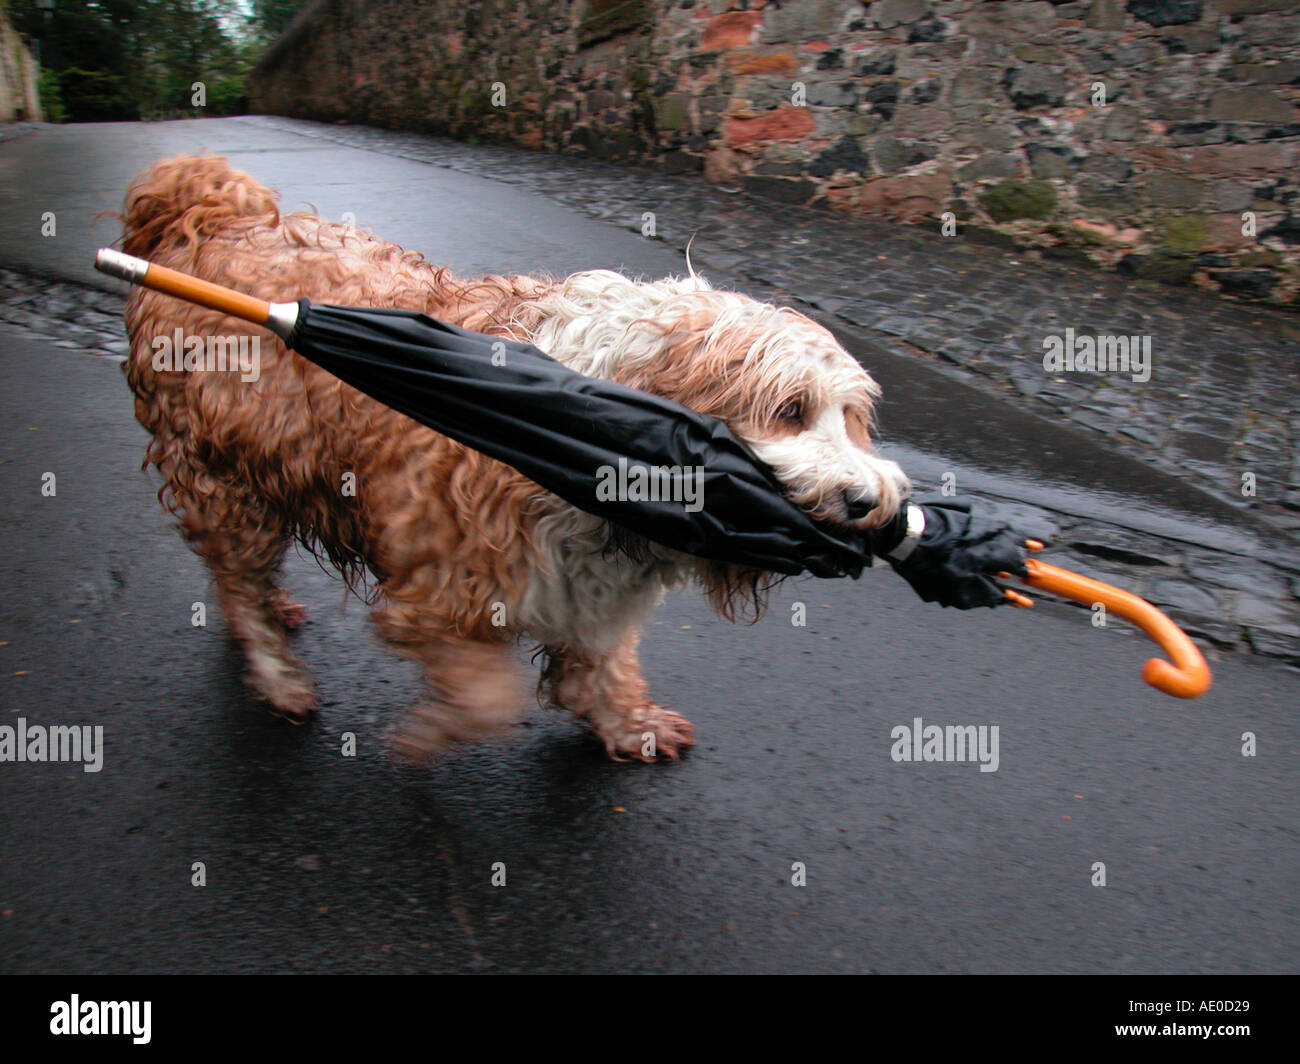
[164,465,317,720]
[215,575,317,720]
[541,633,696,761]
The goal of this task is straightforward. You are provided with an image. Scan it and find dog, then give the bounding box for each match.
[119,154,909,761]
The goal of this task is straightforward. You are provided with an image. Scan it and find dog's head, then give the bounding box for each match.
[530,270,910,534]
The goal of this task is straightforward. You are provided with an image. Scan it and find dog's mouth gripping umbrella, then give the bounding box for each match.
[94,248,1211,699]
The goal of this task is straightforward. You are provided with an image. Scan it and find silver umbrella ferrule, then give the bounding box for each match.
[95,247,149,285]
[265,301,300,343]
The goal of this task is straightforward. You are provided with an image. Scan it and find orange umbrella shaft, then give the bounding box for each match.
[94,249,299,339]
[140,260,272,325]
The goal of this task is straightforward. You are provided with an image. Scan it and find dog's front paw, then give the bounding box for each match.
[253,658,318,723]
[265,681,318,724]
[602,706,696,763]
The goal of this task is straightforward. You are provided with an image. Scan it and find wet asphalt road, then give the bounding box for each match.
[0,120,1296,974]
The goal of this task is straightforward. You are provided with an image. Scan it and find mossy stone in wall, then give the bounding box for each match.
[979,179,1057,222]
[1159,214,1208,255]
[656,93,690,131]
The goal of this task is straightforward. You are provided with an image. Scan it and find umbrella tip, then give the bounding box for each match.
[94,248,148,285]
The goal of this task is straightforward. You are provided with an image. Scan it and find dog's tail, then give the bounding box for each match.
[120,153,279,264]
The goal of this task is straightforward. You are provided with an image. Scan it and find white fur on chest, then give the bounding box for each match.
[515,506,686,654]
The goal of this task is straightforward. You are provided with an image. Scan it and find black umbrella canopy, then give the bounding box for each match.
[287,300,880,578]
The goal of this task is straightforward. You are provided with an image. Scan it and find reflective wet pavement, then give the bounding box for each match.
[0,118,1296,974]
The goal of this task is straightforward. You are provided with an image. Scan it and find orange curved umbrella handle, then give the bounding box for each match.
[1017,558,1212,699]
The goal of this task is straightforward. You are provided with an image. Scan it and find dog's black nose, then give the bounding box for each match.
[844,491,875,520]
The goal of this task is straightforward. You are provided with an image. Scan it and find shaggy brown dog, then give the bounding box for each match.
[120,154,908,761]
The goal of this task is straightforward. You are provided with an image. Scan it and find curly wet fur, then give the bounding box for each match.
[120,154,908,761]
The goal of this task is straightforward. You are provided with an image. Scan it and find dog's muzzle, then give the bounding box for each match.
[844,490,876,522]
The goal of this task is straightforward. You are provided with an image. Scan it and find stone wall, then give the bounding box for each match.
[250,0,1300,305]
[0,15,41,123]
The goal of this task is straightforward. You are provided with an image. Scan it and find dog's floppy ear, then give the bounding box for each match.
[599,523,784,624]
[599,521,660,566]
[700,565,786,624]
[119,154,279,263]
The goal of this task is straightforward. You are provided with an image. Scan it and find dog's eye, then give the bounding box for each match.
[776,400,804,424]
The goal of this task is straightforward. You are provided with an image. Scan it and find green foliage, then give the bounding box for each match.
[251,0,308,44]
[58,67,135,122]
[7,0,296,122]
[203,74,247,115]
[37,66,63,123]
